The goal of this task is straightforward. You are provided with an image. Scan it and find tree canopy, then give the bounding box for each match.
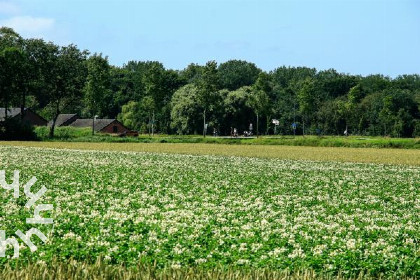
[1,28,419,138]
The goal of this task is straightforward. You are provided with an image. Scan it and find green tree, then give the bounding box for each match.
[47,44,88,138]
[142,96,156,135]
[247,88,270,137]
[379,89,419,137]
[84,53,111,134]
[117,97,156,134]
[359,74,391,94]
[0,27,22,50]
[315,69,358,99]
[271,66,316,90]
[343,84,364,134]
[118,101,140,131]
[179,63,204,84]
[253,72,273,134]
[170,84,202,134]
[0,47,23,116]
[218,60,261,91]
[143,62,166,108]
[0,28,26,117]
[224,86,253,134]
[297,78,317,135]
[196,61,220,137]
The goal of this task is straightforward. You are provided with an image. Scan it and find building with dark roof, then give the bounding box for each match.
[69,118,130,134]
[0,108,47,126]
[48,114,79,127]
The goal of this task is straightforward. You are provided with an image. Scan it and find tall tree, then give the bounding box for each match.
[0,47,25,117]
[224,86,253,133]
[0,28,24,118]
[0,27,22,50]
[297,78,317,135]
[196,61,220,137]
[253,72,273,134]
[84,53,111,134]
[118,96,156,134]
[47,44,88,138]
[247,87,270,137]
[218,60,261,91]
[179,63,204,84]
[170,84,202,135]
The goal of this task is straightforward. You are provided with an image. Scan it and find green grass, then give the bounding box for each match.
[34,127,420,149]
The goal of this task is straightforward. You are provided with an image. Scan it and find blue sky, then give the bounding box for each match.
[0,0,419,76]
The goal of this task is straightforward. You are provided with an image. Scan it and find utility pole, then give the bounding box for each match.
[92,115,98,135]
[256,113,259,138]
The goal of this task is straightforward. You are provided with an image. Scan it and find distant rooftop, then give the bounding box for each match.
[48,114,78,127]
[70,118,117,132]
[0,108,27,121]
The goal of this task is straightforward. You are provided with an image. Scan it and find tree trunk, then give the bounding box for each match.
[152,111,155,136]
[256,113,259,138]
[147,111,152,137]
[4,94,8,119]
[265,115,270,135]
[49,102,60,138]
[303,120,305,137]
[21,90,26,120]
[203,109,206,138]
[92,115,95,135]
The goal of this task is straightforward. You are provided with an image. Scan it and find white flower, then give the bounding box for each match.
[171,263,181,269]
[236,259,250,265]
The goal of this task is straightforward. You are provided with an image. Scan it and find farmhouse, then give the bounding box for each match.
[0,108,47,126]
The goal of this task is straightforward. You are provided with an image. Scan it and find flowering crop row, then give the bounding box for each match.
[0,146,418,278]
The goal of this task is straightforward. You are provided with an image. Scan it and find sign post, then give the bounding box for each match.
[272,119,279,135]
[292,122,297,136]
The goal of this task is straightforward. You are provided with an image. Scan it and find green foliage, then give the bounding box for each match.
[35,126,92,140]
[170,84,202,134]
[44,44,88,137]
[196,60,220,109]
[0,146,418,277]
[218,60,261,91]
[84,53,112,118]
[0,28,419,138]
[0,118,38,140]
[224,86,253,129]
[118,96,156,133]
[297,78,318,129]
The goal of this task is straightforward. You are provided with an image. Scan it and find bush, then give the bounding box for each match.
[0,118,38,140]
[35,126,93,140]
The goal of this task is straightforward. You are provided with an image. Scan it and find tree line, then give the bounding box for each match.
[1,27,419,138]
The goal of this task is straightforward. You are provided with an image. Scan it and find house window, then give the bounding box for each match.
[113,126,118,133]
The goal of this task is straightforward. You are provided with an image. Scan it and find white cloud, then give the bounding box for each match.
[0,2,19,15]
[0,16,55,34]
